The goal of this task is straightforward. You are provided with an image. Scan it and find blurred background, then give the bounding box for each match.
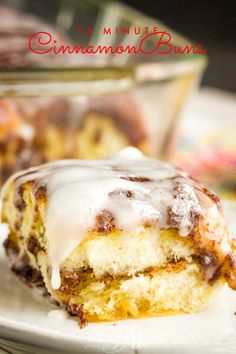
[123,0,236,92]
[23,0,236,92]
[0,0,235,200]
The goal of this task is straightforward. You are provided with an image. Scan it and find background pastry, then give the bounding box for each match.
[0,94,148,185]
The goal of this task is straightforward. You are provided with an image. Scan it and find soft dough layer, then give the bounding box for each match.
[40,257,223,322]
[1,150,236,326]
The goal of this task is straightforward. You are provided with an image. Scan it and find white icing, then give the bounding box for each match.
[47,309,69,320]
[0,222,9,239]
[51,267,62,290]
[4,148,204,290]
[0,200,10,239]
[113,146,144,159]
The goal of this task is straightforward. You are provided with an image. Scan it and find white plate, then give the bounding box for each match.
[0,201,236,354]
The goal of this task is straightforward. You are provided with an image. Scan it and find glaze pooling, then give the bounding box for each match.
[3,148,207,289]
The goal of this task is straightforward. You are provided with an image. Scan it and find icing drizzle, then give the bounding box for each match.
[6,148,206,289]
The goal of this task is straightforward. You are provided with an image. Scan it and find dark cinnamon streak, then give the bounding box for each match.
[27,236,42,256]
[109,189,134,198]
[3,239,44,287]
[93,210,115,234]
[13,185,26,212]
[3,238,19,257]
[11,256,44,287]
[120,176,152,182]
[34,184,47,200]
[66,303,87,328]
[200,187,220,205]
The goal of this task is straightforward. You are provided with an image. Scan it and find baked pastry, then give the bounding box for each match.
[0,94,148,185]
[1,147,236,327]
